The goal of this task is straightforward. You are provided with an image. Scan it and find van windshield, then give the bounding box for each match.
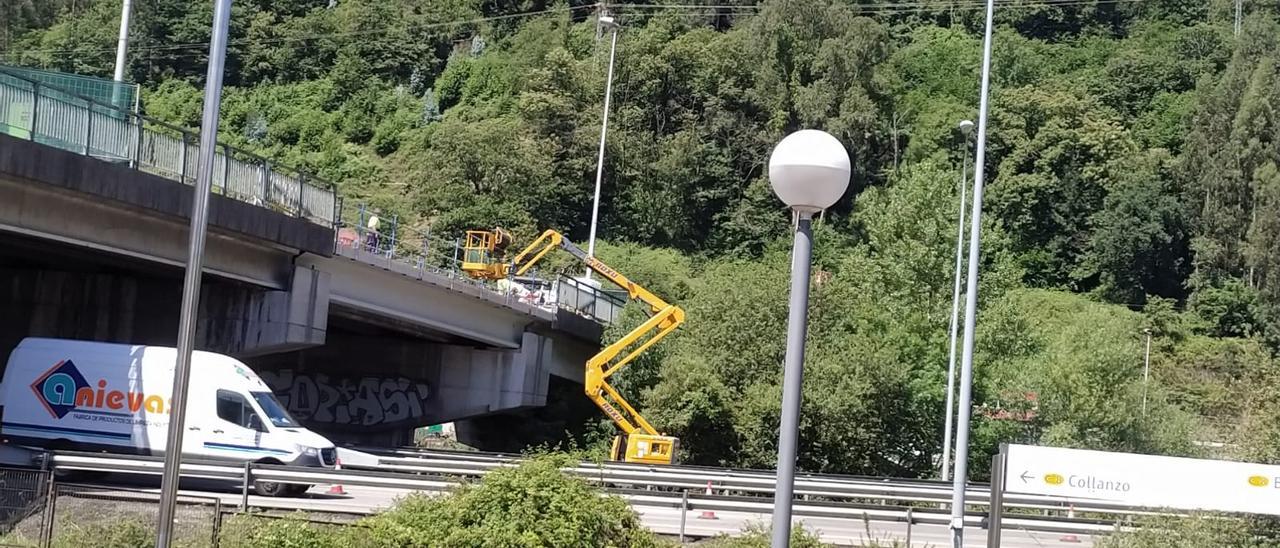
[250,392,300,428]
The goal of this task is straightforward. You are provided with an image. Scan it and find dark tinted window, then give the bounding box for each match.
[216,390,265,431]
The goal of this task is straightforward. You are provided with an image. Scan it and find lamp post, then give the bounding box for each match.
[155,1,231,546]
[1141,328,1153,416]
[949,0,997,546]
[585,14,620,278]
[940,119,975,483]
[111,0,134,108]
[767,129,851,548]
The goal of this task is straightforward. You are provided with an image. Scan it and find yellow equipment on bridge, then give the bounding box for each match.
[461,228,685,465]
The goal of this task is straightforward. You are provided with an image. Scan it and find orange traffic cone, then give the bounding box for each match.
[696,481,717,519]
[1059,505,1080,542]
[327,457,347,495]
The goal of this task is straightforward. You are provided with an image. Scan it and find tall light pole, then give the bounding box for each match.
[155,0,232,546]
[585,14,620,277]
[949,0,996,546]
[1141,328,1153,416]
[940,119,975,482]
[111,0,134,108]
[766,130,851,548]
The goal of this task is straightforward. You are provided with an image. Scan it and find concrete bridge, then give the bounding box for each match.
[0,70,620,448]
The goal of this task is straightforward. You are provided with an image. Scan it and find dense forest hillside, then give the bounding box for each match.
[5,0,1280,476]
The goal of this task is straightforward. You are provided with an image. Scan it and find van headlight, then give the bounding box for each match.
[295,445,318,457]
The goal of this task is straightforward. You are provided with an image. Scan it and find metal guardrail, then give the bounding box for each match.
[350,446,1180,519]
[0,69,337,225]
[45,451,1122,538]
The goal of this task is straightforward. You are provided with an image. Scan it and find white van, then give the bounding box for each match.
[0,338,336,496]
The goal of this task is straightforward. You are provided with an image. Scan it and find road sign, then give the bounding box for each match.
[1004,444,1280,516]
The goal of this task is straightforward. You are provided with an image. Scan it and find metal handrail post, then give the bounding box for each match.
[40,481,57,548]
[679,490,688,542]
[131,113,144,168]
[241,462,251,511]
[388,214,399,259]
[212,498,223,548]
[83,104,93,156]
[260,160,270,206]
[333,195,343,233]
[296,173,306,218]
[358,204,366,252]
[221,144,231,194]
[179,132,189,182]
[30,81,40,141]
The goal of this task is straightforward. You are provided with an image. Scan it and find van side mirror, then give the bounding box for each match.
[248,414,265,432]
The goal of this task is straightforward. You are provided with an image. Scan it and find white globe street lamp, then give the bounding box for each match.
[766,129,850,548]
[768,129,852,214]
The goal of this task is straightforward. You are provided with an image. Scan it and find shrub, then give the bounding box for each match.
[362,455,667,547]
[51,518,152,548]
[697,523,829,548]
[1096,514,1280,548]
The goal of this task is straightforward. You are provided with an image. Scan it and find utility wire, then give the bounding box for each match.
[3,0,1150,62]
[1,5,599,61]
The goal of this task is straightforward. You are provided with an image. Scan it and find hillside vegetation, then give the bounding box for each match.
[6,0,1280,477]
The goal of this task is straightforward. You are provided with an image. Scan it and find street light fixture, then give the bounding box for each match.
[155,0,232,546]
[940,119,975,483]
[585,13,621,279]
[111,0,134,109]
[1141,327,1153,416]
[949,0,997,546]
[767,129,851,548]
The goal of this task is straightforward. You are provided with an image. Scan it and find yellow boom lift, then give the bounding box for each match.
[460,228,685,465]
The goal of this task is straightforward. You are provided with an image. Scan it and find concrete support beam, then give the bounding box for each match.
[199,266,330,357]
[0,175,293,289]
[0,133,333,255]
[0,266,325,362]
[435,332,553,419]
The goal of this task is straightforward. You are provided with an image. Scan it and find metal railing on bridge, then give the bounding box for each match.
[0,69,337,226]
[335,204,629,324]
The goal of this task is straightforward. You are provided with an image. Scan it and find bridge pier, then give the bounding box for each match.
[247,331,557,447]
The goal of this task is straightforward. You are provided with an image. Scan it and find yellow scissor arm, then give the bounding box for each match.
[509,229,685,463]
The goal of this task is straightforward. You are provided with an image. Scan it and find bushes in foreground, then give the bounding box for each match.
[360,455,664,547]
[44,455,670,548]
[1096,514,1280,548]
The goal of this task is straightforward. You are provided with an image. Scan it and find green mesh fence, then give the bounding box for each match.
[0,64,137,111]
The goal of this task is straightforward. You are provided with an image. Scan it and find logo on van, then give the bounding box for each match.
[31,360,89,419]
[30,360,169,419]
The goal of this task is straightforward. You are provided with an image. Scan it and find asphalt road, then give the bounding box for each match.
[85,474,1097,547]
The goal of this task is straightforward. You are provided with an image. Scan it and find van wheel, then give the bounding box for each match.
[254,480,290,497]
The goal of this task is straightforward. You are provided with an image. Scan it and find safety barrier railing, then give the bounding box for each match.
[0,69,337,225]
[44,451,1124,539]
[345,446,1180,520]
